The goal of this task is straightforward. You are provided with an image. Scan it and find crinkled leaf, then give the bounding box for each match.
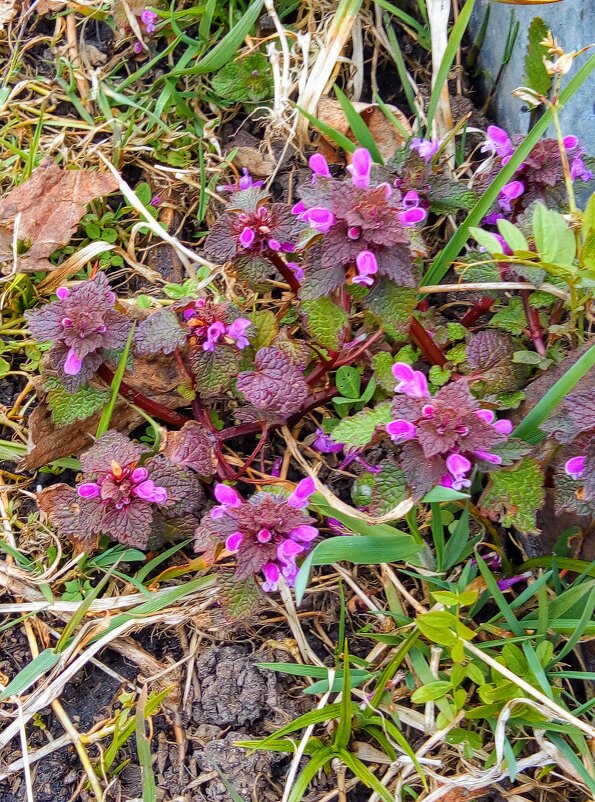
[372,351,397,394]
[479,458,545,534]
[249,309,278,351]
[236,347,309,416]
[81,430,142,475]
[37,484,99,552]
[367,461,409,515]
[363,278,416,340]
[217,573,263,621]
[211,52,273,102]
[428,177,475,213]
[161,421,217,476]
[302,297,348,350]
[331,402,393,449]
[489,298,526,335]
[541,387,595,443]
[146,454,204,513]
[45,379,109,427]
[190,346,240,397]
[274,328,312,369]
[481,437,533,467]
[235,254,275,288]
[134,309,186,356]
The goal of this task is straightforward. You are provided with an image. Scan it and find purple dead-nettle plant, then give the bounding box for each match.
[293,147,425,297]
[38,431,206,550]
[385,363,512,497]
[202,186,305,263]
[194,479,318,591]
[25,273,132,392]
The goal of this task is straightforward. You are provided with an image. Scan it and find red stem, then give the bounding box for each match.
[521,290,547,358]
[96,364,192,428]
[461,297,495,328]
[265,249,300,293]
[409,318,447,367]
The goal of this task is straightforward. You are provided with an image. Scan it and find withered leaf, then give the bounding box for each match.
[0,159,118,273]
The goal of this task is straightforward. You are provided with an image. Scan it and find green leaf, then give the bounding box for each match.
[421,53,595,287]
[416,611,458,647]
[0,648,61,701]
[296,105,356,154]
[249,309,278,351]
[532,203,576,266]
[287,747,334,802]
[46,381,110,427]
[330,402,393,448]
[422,487,469,502]
[372,352,396,393]
[335,366,361,398]
[367,461,409,515]
[524,17,551,96]
[489,297,525,335]
[469,227,503,253]
[363,279,416,340]
[497,218,528,252]
[334,84,383,163]
[191,346,240,397]
[302,297,348,350]
[411,681,452,703]
[212,51,273,102]
[479,458,545,534]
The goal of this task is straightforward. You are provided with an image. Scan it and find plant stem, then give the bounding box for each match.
[96,364,191,428]
[265,249,300,293]
[461,297,495,327]
[409,317,447,366]
[549,100,577,215]
[521,290,547,358]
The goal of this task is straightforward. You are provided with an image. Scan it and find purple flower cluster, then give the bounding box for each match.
[25,273,132,392]
[195,479,318,591]
[78,460,168,506]
[294,148,425,288]
[480,126,592,223]
[183,299,251,352]
[386,363,512,493]
[410,138,440,163]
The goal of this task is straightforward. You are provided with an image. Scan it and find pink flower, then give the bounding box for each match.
[56,287,70,300]
[392,362,430,398]
[309,154,331,179]
[64,348,83,376]
[498,181,525,213]
[444,453,472,490]
[563,135,578,151]
[226,318,251,350]
[410,138,439,162]
[481,126,513,161]
[239,227,256,249]
[497,571,531,591]
[387,419,417,442]
[301,206,336,233]
[288,524,319,542]
[203,321,226,352]
[225,531,244,552]
[564,455,586,480]
[288,477,316,509]
[570,156,592,182]
[140,8,157,32]
[399,207,426,227]
[353,250,378,286]
[473,448,502,465]
[402,190,421,208]
[214,483,243,508]
[312,428,343,454]
[262,561,280,592]
[78,482,101,499]
[347,148,372,189]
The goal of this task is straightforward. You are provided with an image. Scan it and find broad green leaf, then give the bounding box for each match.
[497,218,528,252]
[363,279,416,339]
[479,458,545,534]
[249,309,278,351]
[335,365,361,398]
[46,380,110,427]
[302,297,348,350]
[411,681,452,703]
[524,17,552,96]
[532,203,576,266]
[469,226,503,253]
[422,486,469,502]
[416,611,458,646]
[330,402,393,448]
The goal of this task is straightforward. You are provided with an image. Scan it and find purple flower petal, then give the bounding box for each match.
[56,287,70,300]
[347,148,372,189]
[77,482,101,499]
[225,531,244,552]
[399,207,426,227]
[287,477,315,508]
[64,348,82,375]
[354,250,378,285]
[474,449,502,465]
[277,538,305,563]
[288,524,319,542]
[302,206,336,233]
[309,153,331,178]
[564,455,586,480]
[239,226,255,249]
[497,571,531,591]
[257,528,273,543]
[262,561,280,591]
[493,418,513,435]
[445,453,472,478]
[214,483,242,508]
[386,419,417,442]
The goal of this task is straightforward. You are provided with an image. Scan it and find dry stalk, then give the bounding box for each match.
[426,0,455,161]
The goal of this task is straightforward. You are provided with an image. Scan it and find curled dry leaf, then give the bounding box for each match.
[315,97,411,162]
[0,159,118,273]
[232,146,277,178]
[0,0,17,30]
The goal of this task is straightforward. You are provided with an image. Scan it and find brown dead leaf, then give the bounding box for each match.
[232,146,277,178]
[316,97,411,162]
[0,0,18,29]
[0,159,118,274]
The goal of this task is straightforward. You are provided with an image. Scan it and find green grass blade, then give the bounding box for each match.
[287,747,334,802]
[383,19,419,118]
[136,686,157,802]
[173,0,265,76]
[374,0,429,46]
[334,641,352,750]
[334,85,383,162]
[513,343,595,442]
[0,649,61,702]
[296,104,356,153]
[338,749,395,802]
[425,0,476,134]
[373,91,411,140]
[422,53,595,287]
[96,323,136,438]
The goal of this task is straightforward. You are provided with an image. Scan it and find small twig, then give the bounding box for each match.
[422,281,570,302]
